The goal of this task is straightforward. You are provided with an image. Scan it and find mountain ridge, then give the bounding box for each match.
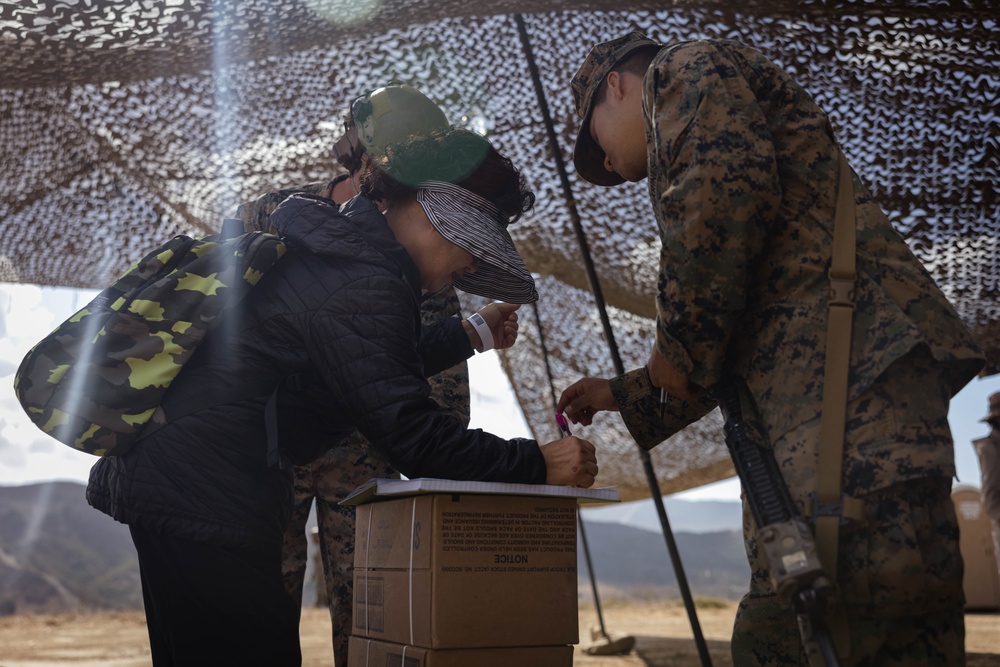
[0,480,749,614]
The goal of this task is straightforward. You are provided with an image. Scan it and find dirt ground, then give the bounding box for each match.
[0,601,997,666]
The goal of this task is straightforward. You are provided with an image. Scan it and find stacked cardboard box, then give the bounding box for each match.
[346,481,598,667]
[347,637,573,667]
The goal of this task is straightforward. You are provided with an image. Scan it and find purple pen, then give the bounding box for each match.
[555,412,572,437]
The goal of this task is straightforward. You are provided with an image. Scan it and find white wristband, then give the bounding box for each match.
[468,312,494,353]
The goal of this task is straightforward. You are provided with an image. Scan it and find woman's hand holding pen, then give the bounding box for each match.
[540,434,598,487]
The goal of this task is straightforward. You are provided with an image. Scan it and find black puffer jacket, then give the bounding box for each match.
[87,194,546,553]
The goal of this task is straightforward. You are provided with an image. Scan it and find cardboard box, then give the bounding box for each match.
[353,492,579,648]
[347,636,573,667]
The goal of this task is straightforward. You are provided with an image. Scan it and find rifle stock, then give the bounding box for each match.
[717,382,841,667]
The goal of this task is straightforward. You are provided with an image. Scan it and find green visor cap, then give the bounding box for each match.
[353,84,449,156]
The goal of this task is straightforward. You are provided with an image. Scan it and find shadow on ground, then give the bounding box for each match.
[633,636,999,667]
[634,635,733,667]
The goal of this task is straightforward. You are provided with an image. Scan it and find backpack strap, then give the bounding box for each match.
[220,217,247,240]
[139,229,297,468]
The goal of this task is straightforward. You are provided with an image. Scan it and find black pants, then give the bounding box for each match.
[130,525,302,666]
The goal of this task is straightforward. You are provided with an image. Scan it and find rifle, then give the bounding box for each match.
[717,382,841,667]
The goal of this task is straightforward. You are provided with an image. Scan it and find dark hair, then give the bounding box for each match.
[360,127,536,224]
[593,45,660,108]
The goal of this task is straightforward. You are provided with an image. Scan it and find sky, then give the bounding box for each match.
[1,282,998,509]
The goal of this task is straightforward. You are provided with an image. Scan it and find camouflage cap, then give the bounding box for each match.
[571,31,661,186]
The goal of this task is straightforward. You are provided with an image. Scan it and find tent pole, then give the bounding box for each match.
[531,301,630,653]
[576,511,610,637]
[513,15,713,667]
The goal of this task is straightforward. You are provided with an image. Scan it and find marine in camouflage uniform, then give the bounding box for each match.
[561,33,985,666]
[236,180,471,667]
[973,393,1000,586]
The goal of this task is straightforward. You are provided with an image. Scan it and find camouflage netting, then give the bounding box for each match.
[2,1,997,501]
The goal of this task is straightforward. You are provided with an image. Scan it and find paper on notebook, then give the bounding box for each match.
[340,477,619,506]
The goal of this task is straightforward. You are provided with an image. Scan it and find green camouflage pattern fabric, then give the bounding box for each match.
[280,441,396,666]
[610,39,983,453]
[730,350,966,664]
[597,38,986,665]
[237,183,471,667]
[13,231,286,456]
[733,477,965,666]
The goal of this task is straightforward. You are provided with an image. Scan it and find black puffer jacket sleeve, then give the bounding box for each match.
[273,194,547,484]
[302,261,543,483]
[418,315,473,377]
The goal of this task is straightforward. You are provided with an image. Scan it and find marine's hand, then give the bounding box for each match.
[556,378,618,426]
[540,436,598,487]
[476,302,521,350]
[646,347,696,400]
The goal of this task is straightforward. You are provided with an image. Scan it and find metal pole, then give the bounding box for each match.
[577,512,610,638]
[513,14,713,667]
[531,300,614,642]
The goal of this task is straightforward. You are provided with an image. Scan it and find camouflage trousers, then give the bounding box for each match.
[992,519,1000,585]
[732,351,965,666]
[732,477,964,666]
[281,441,396,667]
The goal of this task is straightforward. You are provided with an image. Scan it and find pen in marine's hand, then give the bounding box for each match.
[555,412,572,437]
[659,387,667,419]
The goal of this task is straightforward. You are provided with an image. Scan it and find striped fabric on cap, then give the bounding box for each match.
[416,180,538,303]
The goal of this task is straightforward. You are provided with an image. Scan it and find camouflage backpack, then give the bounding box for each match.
[13,227,286,457]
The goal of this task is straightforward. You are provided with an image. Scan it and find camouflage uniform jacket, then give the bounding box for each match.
[974,429,1000,523]
[610,40,984,489]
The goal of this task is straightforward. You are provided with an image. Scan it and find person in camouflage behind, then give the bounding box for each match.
[235,83,471,667]
[973,392,1000,586]
[556,32,985,666]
